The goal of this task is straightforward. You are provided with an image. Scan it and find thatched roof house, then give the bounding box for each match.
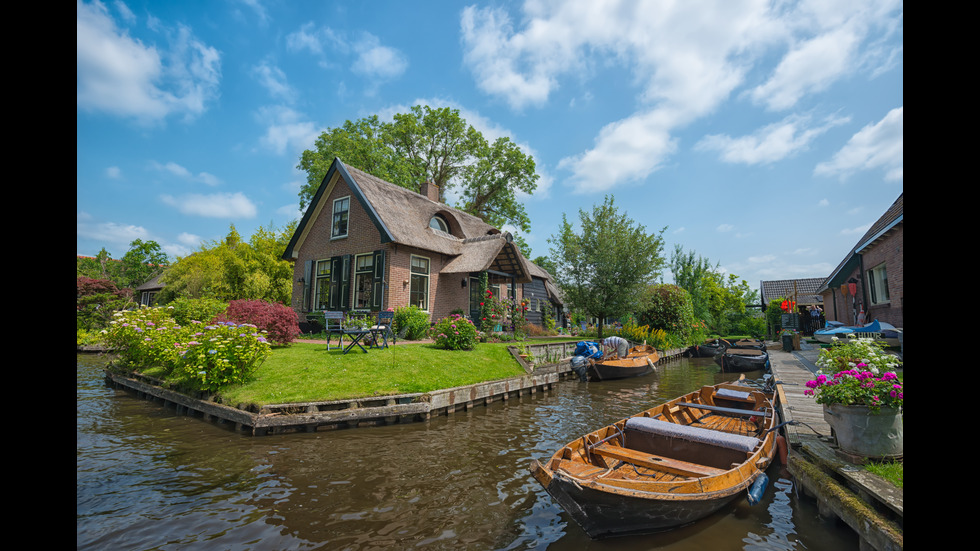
[283,158,559,326]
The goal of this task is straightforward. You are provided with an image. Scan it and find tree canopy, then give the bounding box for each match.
[297,104,539,233]
[159,222,297,305]
[669,245,761,335]
[548,195,666,339]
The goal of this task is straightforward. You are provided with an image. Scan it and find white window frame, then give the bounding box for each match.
[410,255,430,311]
[866,263,890,305]
[331,196,350,239]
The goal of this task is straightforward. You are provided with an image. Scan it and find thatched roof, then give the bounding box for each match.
[285,158,534,283]
[818,193,903,292]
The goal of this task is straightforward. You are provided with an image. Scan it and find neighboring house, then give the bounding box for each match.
[136,272,165,306]
[760,278,825,334]
[283,157,557,328]
[817,193,903,328]
[522,262,566,329]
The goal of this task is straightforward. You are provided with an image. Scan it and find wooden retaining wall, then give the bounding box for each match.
[104,342,688,436]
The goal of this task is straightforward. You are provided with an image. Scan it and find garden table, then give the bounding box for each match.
[342,329,371,354]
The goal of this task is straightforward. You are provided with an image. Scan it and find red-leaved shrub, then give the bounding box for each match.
[212,299,300,345]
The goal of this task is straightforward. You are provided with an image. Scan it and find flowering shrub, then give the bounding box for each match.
[212,299,299,345]
[805,368,903,413]
[806,337,903,413]
[101,306,188,369]
[101,306,271,392]
[814,336,901,374]
[174,321,271,392]
[432,314,478,350]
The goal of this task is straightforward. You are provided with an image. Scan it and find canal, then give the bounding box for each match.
[77,352,859,550]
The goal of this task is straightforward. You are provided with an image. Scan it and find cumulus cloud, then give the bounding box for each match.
[255,106,320,156]
[76,0,221,123]
[460,0,902,194]
[150,161,222,186]
[286,23,407,82]
[696,114,850,165]
[160,192,258,218]
[815,107,903,182]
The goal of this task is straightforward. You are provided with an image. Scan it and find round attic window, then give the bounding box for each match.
[429,214,449,233]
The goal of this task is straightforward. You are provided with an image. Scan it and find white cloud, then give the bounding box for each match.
[460,0,902,195]
[106,166,122,179]
[253,60,295,102]
[815,107,903,182]
[696,113,849,165]
[351,33,408,80]
[160,192,258,218]
[76,0,221,123]
[255,106,320,156]
[717,223,735,233]
[151,161,222,186]
[77,211,152,250]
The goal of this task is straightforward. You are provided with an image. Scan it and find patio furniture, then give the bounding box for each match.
[370,311,395,349]
[323,311,345,351]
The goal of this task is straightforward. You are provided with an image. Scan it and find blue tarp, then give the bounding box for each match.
[574,341,603,359]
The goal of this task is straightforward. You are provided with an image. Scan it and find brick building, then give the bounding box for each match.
[282,158,557,328]
[817,193,903,329]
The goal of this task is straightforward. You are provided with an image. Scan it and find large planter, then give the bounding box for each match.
[823,403,903,459]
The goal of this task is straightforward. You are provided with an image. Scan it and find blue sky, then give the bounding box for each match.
[77,0,903,292]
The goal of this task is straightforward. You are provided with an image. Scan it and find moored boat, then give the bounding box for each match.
[530,379,780,538]
[726,338,767,351]
[587,344,660,381]
[687,339,729,358]
[715,348,770,372]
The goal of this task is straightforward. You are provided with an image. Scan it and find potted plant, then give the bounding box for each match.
[804,337,903,459]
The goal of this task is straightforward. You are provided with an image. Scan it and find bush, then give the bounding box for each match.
[393,305,430,340]
[101,306,272,392]
[174,321,272,392]
[213,299,300,345]
[432,314,478,350]
[168,297,228,326]
[77,276,135,331]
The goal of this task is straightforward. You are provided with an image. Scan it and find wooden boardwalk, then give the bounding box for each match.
[767,346,835,445]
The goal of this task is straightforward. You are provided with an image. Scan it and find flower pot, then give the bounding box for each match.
[823,403,903,459]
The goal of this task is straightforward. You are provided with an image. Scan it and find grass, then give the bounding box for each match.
[214,341,528,406]
[865,460,903,488]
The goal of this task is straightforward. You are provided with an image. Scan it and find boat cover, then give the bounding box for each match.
[574,341,603,359]
[625,417,760,453]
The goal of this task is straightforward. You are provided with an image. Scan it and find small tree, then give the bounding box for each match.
[549,196,666,340]
[212,299,300,346]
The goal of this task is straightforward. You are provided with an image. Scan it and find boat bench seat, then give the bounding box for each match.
[625,417,761,453]
[591,443,725,477]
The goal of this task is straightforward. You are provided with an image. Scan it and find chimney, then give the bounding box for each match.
[420,181,440,202]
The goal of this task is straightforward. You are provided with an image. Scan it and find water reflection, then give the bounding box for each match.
[77,353,857,550]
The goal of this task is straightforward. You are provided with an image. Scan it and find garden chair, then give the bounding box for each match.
[370,311,395,348]
[323,311,345,351]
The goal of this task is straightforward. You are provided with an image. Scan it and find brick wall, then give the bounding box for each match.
[819,224,903,329]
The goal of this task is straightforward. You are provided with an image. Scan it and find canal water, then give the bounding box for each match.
[77,352,859,550]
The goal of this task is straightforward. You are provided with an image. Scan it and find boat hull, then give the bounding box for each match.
[532,463,742,538]
[588,346,659,381]
[716,350,770,372]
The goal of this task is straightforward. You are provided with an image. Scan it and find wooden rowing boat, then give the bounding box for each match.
[687,338,729,358]
[715,348,770,372]
[530,380,779,538]
[587,344,660,381]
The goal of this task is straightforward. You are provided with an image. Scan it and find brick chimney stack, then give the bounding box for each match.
[420,181,440,202]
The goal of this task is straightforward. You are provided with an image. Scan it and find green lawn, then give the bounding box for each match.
[215,341,529,406]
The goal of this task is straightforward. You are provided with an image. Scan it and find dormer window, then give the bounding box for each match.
[429,214,449,233]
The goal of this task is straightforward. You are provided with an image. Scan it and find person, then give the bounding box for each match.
[602,335,629,359]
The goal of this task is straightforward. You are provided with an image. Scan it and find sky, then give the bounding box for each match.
[77,0,903,293]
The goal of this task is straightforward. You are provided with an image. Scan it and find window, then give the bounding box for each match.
[867,264,890,305]
[429,214,449,233]
[410,255,430,310]
[354,254,374,309]
[332,196,350,238]
[314,260,331,310]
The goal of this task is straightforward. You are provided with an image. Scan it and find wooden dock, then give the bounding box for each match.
[768,345,834,445]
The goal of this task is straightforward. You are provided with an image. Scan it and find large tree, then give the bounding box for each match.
[548,196,666,339]
[297,105,539,232]
[670,245,760,334]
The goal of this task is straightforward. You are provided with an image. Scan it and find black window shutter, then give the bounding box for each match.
[372,249,385,310]
[340,254,351,310]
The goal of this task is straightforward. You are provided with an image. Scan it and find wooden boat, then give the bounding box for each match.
[587,345,660,381]
[726,338,767,351]
[530,380,779,538]
[715,348,770,372]
[687,339,728,358]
